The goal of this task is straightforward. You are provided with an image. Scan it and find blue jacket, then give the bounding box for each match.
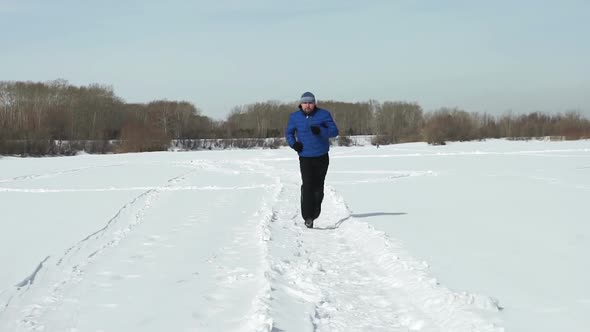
[286,107,339,157]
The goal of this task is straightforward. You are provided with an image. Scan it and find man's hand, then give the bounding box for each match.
[292,141,303,152]
[310,126,321,135]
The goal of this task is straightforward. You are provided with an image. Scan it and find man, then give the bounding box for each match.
[286,92,339,228]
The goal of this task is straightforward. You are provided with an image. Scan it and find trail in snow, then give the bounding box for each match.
[264,166,503,331]
[0,171,181,331]
[0,163,126,184]
[0,155,504,331]
[0,184,271,193]
[0,159,277,332]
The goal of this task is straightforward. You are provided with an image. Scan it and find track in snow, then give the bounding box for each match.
[265,177,502,332]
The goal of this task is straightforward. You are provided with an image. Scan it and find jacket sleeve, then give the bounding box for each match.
[286,113,297,147]
[323,111,339,138]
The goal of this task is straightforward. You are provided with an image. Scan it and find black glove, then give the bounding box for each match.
[310,126,321,135]
[292,141,303,152]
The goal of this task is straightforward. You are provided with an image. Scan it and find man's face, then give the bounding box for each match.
[301,102,315,113]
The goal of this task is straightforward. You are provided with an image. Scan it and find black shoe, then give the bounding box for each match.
[304,218,314,228]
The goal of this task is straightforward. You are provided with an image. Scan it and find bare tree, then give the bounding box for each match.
[374,101,423,144]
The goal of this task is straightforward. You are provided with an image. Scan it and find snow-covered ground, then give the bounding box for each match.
[1,139,588,331]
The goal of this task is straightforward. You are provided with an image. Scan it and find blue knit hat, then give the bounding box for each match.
[300,92,316,103]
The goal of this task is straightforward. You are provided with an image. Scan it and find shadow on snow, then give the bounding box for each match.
[351,212,407,218]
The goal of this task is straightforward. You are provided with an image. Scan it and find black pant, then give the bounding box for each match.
[299,153,329,221]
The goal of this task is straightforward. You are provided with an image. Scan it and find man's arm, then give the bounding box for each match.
[323,112,339,138]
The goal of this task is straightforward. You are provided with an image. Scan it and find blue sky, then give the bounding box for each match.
[1,0,589,119]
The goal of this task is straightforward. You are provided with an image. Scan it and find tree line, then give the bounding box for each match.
[1,80,589,155]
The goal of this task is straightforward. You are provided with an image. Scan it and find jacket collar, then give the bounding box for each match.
[298,105,318,117]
